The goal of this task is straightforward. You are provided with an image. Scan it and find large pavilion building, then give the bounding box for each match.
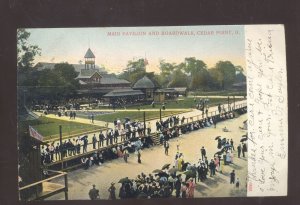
[35,48,131,97]
[34,48,187,105]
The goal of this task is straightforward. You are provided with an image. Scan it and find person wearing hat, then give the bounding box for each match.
[108,182,116,200]
[88,184,100,200]
[201,146,206,160]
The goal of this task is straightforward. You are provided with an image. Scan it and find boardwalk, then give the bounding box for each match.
[47,113,248,200]
[36,100,246,162]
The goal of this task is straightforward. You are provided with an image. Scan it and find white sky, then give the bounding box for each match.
[26,25,245,74]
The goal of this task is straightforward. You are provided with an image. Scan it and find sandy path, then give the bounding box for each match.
[48,113,248,200]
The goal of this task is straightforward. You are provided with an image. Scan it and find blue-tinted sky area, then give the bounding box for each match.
[26,25,245,74]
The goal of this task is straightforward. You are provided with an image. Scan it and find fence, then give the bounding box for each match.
[19,170,68,201]
[43,104,247,171]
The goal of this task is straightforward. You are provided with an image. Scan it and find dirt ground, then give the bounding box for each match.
[48,113,248,200]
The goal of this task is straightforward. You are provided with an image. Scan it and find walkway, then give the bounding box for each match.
[36,100,246,162]
[47,113,248,199]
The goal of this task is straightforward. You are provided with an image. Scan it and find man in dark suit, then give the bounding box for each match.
[89,184,100,200]
[230,170,235,184]
[99,131,105,148]
[237,144,241,158]
[201,146,206,160]
[92,134,97,149]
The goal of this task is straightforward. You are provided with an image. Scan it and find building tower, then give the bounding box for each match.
[84,48,96,69]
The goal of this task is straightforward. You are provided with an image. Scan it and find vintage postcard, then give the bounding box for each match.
[17,25,287,201]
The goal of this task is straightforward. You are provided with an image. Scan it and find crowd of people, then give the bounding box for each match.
[86,107,248,200]
[40,106,247,166]
[88,136,246,200]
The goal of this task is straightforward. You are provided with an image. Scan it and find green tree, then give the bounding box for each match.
[182,57,210,90]
[159,59,176,76]
[168,68,188,87]
[184,57,207,75]
[211,61,236,90]
[17,29,41,71]
[119,58,147,84]
[158,60,173,87]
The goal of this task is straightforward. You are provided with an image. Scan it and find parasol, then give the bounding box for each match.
[183,170,196,178]
[156,172,169,178]
[240,137,248,142]
[162,163,171,170]
[80,135,88,140]
[118,177,131,184]
[215,136,221,140]
[215,151,223,156]
[152,169,162,173]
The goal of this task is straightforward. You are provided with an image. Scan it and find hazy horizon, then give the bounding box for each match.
[25,25,245,74]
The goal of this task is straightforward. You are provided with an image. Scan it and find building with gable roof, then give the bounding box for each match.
[34,48,131,97]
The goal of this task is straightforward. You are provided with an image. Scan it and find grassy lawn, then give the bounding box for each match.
[139,97,240,109]
[94,97,242,110]
[28,117,102,140]
[82,110,187,123]
[190,90,247,96]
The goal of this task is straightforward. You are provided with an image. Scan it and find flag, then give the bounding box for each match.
[144,58,148,66]
[29,125,43,142]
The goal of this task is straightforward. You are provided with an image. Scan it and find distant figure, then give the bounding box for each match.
[123,149,129,163]
[89,184,99,200]
[108,183,116,200]
[237,144,242,158]
[201,146,206,160]
[92,134,97,149]
[230,139,235,151]
[223,126,229,132]
[164,141,169,155]
[176,140,180,152]
[230,170,235,184]
[137,150,142,163]
[242,143,247,157]
[236,178,240,188]
[91,113,94,123]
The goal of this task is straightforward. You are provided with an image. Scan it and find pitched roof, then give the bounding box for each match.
[80,69,100,77]
[84,48,95,58]
[99,76,131,85]
[34,62,107,73]
[133,76,155,89]
[104,88,144,97]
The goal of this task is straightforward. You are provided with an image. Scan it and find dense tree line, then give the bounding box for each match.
[17,29,79,103]
[119,57,246,91]
[17,28,245,105]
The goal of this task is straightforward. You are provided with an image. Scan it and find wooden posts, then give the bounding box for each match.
[227,96,230,111]
[159,108,162,122]
[233,96,236,111]
[143,111,146,136]
[59,125,63,169]
[64,174,68,200]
